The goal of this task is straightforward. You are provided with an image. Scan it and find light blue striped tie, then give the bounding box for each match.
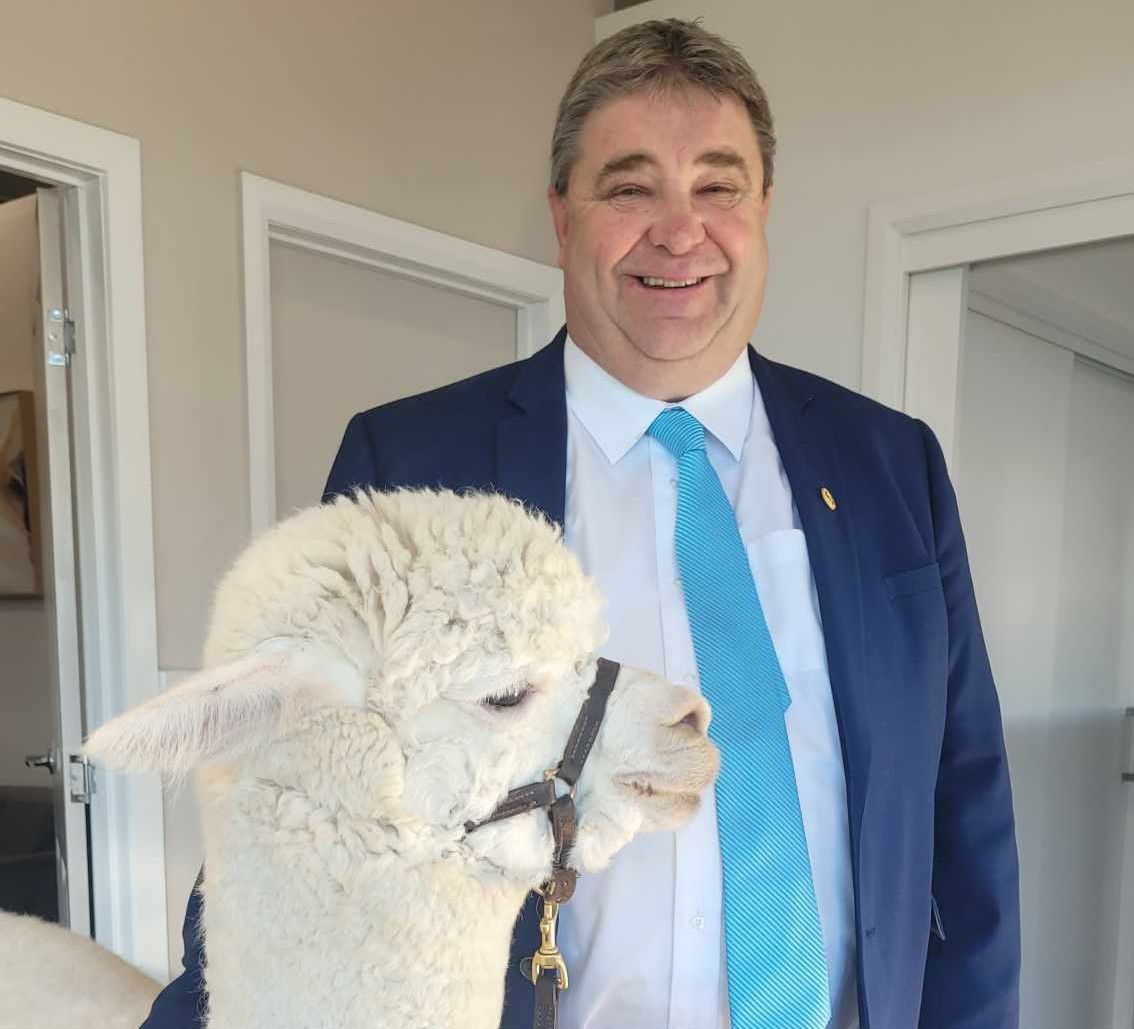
[649,406,830,1029]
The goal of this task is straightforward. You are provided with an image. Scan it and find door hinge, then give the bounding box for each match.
[45,307,75,366]
[68,753,95,805]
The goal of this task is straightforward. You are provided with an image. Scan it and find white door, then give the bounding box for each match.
[951,304,1134,1029]
[0,188,91,933]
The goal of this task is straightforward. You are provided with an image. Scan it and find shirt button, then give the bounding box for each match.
[690,915,705,930]
[669,477,678,487]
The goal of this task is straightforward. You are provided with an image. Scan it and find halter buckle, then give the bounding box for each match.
[543,766,576,801]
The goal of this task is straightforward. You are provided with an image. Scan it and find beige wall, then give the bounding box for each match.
[0,0,602,670]
[269,242,517,517]
[600,0,1134,391]
[0,196,39,394]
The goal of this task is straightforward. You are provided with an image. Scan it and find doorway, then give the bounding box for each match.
[893,234,1134,1028]
[865,171,1134,1029]
[0,94,167,979]
[956,239,1134,1029]
[1,174,93,933]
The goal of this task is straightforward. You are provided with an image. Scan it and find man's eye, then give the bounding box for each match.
[482,684,532,709]
[608,186,647,199]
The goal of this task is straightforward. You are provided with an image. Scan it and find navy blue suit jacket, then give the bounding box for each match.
[141,331,1019,1029]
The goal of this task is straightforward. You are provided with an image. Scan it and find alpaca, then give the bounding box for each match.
[0,911,160,1029]
[86,489,718,1029]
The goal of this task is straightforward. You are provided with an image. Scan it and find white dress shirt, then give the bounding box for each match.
[558,337,859,1029]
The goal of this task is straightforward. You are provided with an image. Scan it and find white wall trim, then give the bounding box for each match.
[0,96,167,979]
[902,265,969,466]
[862,165,1134,416]
[967,292,1134,384]
[864,167,1134,1029]
[240,173,564,533]
[969,265,1134,372]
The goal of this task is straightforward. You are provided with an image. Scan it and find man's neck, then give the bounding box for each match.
[566,330,748,402]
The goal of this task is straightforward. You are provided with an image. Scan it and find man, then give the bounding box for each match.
[143,18,1019,1029]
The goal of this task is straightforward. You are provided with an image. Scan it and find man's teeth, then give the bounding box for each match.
[640,276,703,288]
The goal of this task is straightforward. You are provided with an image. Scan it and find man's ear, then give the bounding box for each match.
[759,183,774,225]
[548,185,570,267]
[84,641,364,779]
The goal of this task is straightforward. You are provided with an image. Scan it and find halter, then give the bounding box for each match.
[464,657,620,1029]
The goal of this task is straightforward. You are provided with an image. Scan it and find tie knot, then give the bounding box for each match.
[648,406,706,458]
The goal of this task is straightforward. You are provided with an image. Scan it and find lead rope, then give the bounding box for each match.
[522,791,578,1029]
[466,658,620,1029]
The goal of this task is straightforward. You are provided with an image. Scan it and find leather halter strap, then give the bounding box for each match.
[463,657,621,1028]
[463,656,619,839]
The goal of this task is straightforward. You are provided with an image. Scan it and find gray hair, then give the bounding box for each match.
[550,18,776,197]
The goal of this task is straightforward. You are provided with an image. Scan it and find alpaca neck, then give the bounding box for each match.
[202,818,534,1029]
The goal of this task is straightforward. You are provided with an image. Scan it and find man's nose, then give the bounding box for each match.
[647,197,706,255]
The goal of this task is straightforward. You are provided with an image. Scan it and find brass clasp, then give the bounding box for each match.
[528,895,569,990]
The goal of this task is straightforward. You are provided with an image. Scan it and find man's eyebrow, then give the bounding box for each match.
[593,149,752,187]
[595,153,657,185]
[697,149,752,184]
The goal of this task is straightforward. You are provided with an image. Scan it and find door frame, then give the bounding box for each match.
[861,162,1134,1028]
[0,96,167,979]
[861,164,1134,464]
[240,172,565,533]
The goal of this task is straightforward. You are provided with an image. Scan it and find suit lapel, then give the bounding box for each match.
[495,329,569,526]
[750,349,872,872]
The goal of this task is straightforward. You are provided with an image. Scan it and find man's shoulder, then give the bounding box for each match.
[758,353,924,439]
[352,357,527,434]
[327,340,564,494]
[758,353,904,419]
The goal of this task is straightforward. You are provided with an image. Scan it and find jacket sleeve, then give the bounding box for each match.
[137,873,207,1029]
[916,421,1021,1029]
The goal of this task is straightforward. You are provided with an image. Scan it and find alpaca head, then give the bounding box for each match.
[86,489,717,886]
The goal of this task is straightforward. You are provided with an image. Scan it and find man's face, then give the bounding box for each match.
[549,87,772,400]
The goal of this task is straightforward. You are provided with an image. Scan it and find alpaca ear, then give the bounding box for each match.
[84,641,364,779]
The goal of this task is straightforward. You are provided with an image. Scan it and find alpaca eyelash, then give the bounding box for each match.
[481,683,533,710]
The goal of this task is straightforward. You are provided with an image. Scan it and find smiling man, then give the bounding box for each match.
[142,18,1019,1029]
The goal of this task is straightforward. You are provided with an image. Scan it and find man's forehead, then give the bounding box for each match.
[576,89,761,172]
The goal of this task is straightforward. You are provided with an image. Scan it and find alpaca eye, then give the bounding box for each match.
[482,684,532,710]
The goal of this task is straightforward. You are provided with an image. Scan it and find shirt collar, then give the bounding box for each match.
[563,335,754,465]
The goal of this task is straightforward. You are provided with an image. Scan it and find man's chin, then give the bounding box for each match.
[624,324,719,365]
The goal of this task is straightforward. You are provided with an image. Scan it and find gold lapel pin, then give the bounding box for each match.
[820,486,837,511]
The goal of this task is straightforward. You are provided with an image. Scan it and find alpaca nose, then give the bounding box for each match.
[670,691,710,735]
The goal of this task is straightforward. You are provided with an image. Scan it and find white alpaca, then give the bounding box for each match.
[0,911,160,1029]
[86,489,717,1029]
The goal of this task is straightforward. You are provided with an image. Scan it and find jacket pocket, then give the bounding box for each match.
[884,561,942,600]
[930,893,947,942]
